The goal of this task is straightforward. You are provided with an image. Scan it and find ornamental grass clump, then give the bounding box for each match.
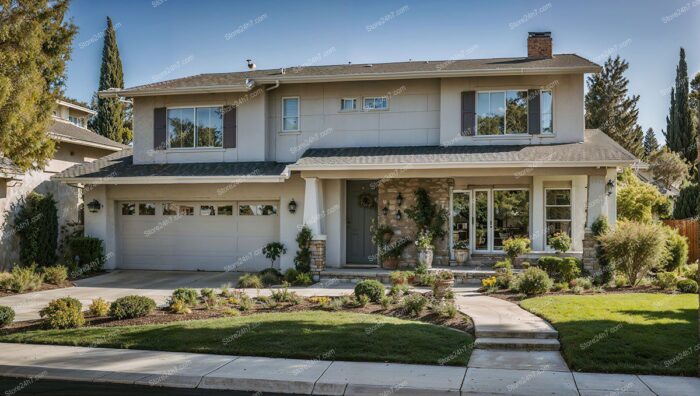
[598,221,666,286]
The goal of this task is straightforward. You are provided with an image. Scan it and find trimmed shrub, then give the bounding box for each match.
[260,272,282,286]
[68,236,105,275]
[43,265,68,285]
[39,297,84,329]
[598,221,666,285]
[284,268,299,284]
[655,272,678,290]
[537,256,581,283]
[401,293,428,316]
[172,288,199,306]
[569,277,593,290]
[0,305,15,327]
[660,226,688,272]
[89,298,110,317]
[503,237,531,261]
[238,274,263,289]
[14,192,58,267]
[515,267,553,296]
[354,279,385,303]
[677,279,698,293]
[7,264,44,293]
[109,295,156,319]
[548,232,571,253]
[294,225,313,273]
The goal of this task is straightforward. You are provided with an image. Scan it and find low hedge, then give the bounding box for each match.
[109,295,156,319]
[537,256,582,283]
[677,279,698,294]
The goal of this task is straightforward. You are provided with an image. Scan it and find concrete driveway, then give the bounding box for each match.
[0,270,243,321]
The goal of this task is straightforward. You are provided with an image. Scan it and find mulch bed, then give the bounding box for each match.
[0,282,73,298]
[485,285,681,303]
[2,291,474,335]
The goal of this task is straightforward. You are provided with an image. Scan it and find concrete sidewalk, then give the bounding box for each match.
[0,343,698,395]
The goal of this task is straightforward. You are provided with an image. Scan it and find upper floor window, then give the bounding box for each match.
[363,97,388,110]
[68,116,85,128]
[541,90,553,134]
[282,97,299,132]
[167,106,223,148]
[477,90,527,135]
[340,98,357,111]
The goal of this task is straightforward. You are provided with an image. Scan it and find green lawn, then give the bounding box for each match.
[0,311,474,366]
[521,293,698,376]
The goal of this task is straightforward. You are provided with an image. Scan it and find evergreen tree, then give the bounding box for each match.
[0,0,77,170]
[672,181,699,219]
[95,17,131,144]
[664,48,695,164]
[585,56,644,158]
[643,128,659,159]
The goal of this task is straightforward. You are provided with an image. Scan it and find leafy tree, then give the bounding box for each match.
[616,168,670,222]
[664,48,695,164]
[690,72,699,131]
[94,17,131,144]
[0,0,77,170]
[648,146,688,190]
[643,128,659,159]
[585,56,644,158]
[672,181,699,219]
[14,193,59,267]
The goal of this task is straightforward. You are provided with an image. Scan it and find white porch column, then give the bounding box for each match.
[303,177,325,235]
[587,175,607,229]
[605,167,618,227]
[531,176,545,251]
[571,175,588,251]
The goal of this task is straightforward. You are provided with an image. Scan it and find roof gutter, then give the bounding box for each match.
[287,160,638,172]
[52,174,289,185]
[98,84,254,98]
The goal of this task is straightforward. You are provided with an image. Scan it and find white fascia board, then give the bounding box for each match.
[287,160,636,171]
[50,133,124,151]
[52,175,288,185]
[99,84,253,98]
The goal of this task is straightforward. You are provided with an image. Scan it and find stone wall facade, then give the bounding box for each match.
[377,178,452,267]
[309,238,326,272]
[581,231,600,273]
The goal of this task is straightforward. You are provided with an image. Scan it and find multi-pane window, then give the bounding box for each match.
[139,203,156,215]
[217,205,234,215]
[282,98,299,131]
[200,205,215,216]
[121,203,135,215]
[239,204,278,216]
[363,97,388,110]
[167,107,223,148]
[545,189,572,248]
[477,90,527,135]
[541,90,553,134]
[340,98,357,111]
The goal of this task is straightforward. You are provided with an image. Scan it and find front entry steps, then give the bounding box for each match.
[475,337,561,351]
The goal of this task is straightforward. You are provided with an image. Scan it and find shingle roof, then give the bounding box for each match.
[49,119,127,150]
[116,54,599,96]
[293,130,638,168]
[53,149,289,181]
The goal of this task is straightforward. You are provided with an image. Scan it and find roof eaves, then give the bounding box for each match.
[49,132,125,151]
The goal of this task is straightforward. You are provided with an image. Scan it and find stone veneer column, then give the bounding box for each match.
[309,236,327,273]
[581,230,599,273]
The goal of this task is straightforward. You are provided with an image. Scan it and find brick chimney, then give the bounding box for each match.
[527,32,552,58]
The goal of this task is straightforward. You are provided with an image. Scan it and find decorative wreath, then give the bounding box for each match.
[358,192,376,209]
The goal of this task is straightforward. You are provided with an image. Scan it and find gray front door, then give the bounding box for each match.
[346,180,378,265]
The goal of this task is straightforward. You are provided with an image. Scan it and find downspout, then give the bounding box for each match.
[266,80,280,91]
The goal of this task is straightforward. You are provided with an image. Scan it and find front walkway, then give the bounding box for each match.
[0,343,697,395]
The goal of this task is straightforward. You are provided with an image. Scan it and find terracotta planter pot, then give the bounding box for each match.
[418,249,433,268]
[433,279,455,299]
[382,256,400,270]
[454,249,469,265]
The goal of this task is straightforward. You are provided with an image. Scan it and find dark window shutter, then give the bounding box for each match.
[461,91,476,136]
[153,107,167,150]
[223,106,236,148]
[528,89,541,135]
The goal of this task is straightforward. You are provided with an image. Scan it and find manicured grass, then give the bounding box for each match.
[521,293,698,376]
[0,311,473,366]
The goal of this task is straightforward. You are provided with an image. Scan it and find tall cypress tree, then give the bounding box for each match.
[643,128,659,159]
[95,17,131,144]
[664,48,695,164]
[585,56,644,158]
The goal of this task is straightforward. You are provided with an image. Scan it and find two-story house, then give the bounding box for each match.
[55,33,638,273]
[0,100,126,267]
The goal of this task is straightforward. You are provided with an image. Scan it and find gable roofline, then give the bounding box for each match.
[57,100,97,115]
[49,118,128,151]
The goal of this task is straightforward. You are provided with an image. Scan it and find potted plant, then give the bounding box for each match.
[453,240,470,265]
[503,237,531,266]
[433,270,454,299]
[415,229,434,268]
[382,238,410,270]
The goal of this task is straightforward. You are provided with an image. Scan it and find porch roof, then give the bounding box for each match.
[52,148,290,184]
[290,130,640,170]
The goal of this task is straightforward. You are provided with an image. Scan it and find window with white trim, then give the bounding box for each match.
[167,106,223,148]
[476,90,528,135]
[541,90,553,134]
[282,97,299,131]
[340,98,357,111]
[363,97,388,110]
[545,189,571,247]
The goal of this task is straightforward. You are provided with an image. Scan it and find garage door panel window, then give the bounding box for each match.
[139,203,156,215]
[121,203,135,215]
[239,204,278,216]
[163,203,177,216]
[200,205,216,216]
[217,205,233,215]
[179,205,194,216]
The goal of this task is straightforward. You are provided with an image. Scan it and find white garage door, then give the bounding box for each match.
[117,201,279,271]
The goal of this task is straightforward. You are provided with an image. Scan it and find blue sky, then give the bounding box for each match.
[65,0,699,143]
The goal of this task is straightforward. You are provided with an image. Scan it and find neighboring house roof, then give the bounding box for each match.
[103,54,600,97]
[52,148,290,184]
[291,130,640,170]
[54,130,638,184]
[0,156,21,178]
[49,118,127,151]
[57,99,96,115]
[637,169,681,197]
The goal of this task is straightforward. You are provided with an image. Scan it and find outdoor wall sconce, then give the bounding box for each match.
[288,199,297,214]
[87,199,102,213]
[395,210,402,220]
[382,205,389,216]
[396,193,404,206]
[606,179,615,196]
